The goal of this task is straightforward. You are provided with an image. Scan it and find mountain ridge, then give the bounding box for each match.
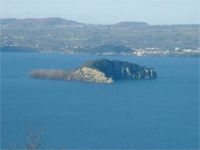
[1,17,199,53]
[1,17,200,26]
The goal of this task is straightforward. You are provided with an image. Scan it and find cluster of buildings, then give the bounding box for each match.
[133,48,200,57]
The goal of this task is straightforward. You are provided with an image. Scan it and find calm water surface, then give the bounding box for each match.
[1,52,199,149]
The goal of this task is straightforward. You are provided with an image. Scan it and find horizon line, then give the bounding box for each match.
[1,17,200,26]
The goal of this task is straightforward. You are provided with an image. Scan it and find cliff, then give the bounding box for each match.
[30,59,157,83]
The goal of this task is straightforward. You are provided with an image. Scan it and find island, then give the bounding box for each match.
[30,59,157,83]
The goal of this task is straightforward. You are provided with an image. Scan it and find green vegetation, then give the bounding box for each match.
[31,59,157,83]
[1,18,199,53]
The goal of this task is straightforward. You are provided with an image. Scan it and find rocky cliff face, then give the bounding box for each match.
[30,59,157,83]
[83,59,157,80]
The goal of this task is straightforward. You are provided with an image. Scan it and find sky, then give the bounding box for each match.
[1,0,200,25]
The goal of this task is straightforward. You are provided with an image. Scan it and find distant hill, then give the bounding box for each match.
[0,17,82,26]
[0,18,199,53]
[76,45,132,53]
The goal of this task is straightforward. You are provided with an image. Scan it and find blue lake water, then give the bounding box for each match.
[1,52,199,149]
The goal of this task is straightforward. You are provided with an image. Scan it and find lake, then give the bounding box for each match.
[1,52,199,149]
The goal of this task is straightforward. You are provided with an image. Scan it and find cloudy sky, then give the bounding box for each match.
[1,0,200,24]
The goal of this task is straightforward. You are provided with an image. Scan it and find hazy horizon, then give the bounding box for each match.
[1,17,200,26]
[1,0,200,25]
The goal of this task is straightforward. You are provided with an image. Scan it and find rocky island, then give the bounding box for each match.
[30,59,157,83]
